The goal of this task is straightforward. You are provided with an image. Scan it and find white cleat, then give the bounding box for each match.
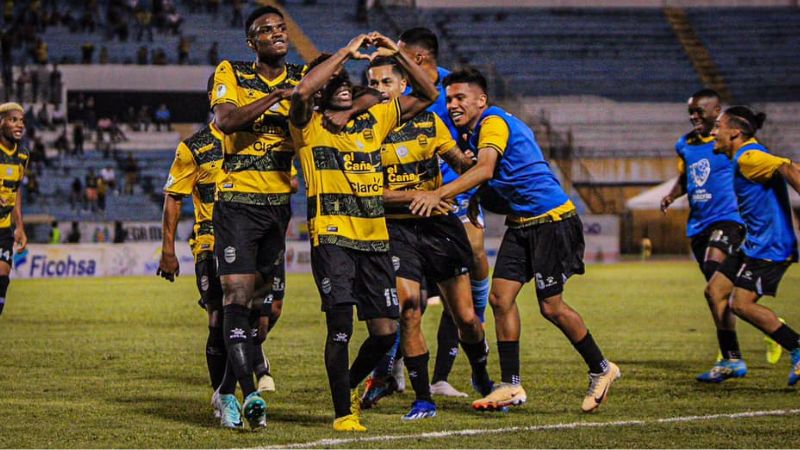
[430,380,468,398]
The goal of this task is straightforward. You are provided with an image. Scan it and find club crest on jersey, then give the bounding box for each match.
[224,246,236,263]
[363,129,374,141]
[395,146,409,158]
[690,158,711,187]
[417,134,428,146]
[216,84,226,98]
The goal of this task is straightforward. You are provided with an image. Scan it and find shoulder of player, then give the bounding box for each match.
[17,145,29,159]
[182,125,223,162]
[478,114,508,134]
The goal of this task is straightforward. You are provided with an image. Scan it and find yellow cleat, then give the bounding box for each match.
[472,383,527,411]
[765,318,786,365]
[257,374,276,393]
[582,361,621,413]
[333,414,366,432]
[350,388,362,418]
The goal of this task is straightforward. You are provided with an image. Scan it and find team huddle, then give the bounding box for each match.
[152,5,800,433]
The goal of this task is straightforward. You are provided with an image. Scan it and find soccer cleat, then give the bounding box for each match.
[472,382,526,411]
[582,361,621,413]
[257,374,276,393]
[696,359,747,383]
[218,393,243,429]
[350,388,362,419]
[211,388,222,419]
[430,380,468,398]
[392,358,406,392]
[242,391,267,430]
[361,376,398,409]
[402,399,437,421]
[333,414,366,432]
[788,349,800,386]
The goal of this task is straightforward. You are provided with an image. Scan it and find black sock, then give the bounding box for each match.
[432,311,459,383]
[769,324,800,352]
[460,338,491,389]
[222,304,256,395]
[573,331,607,374]
[218,362,238,395]
[405,353,433,402]
[701,260,721,282]
[249,312,269,379]
[0,275,8,315]
[349,333,397,388]
[497,341,520,385]
[325,305,353,418]
[717,329,742,359]
[206,326,227,390]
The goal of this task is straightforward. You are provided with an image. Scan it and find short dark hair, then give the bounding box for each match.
[690,88,720,101]
[399,27,439,59]
[442,66,488,94]
[245,6,284,36]
[724,105,766,138]
[367,56,405,78]
[206,73,215,95]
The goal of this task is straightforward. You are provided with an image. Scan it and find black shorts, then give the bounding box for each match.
[260,259,286,317]
[195,252,223,312]
[717,250,792,297]
[387,214,472,284]
[311,244,400,321]
[213,201,290,278]
[493,215,585,300]
[0,227,13,267]
[690,221,745,265]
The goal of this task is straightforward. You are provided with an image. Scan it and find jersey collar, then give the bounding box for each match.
[253,63,288,87]
[0,141,17,156]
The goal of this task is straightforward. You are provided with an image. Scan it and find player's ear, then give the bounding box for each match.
[478,93,488,108]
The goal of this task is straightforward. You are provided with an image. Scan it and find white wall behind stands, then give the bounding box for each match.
[15,216,619,279]
[414,0,797,8]
[60,65,213,92]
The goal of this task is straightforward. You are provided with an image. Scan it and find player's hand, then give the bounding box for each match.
[467,195,484,229]
[434,199,454,216]
[345,34,372,60]
[322,108,351,133]
[660,195,673,214]
[157,251,179,282]
[366,32,399,59]
[409,190,442,217]
[13,228,26,252]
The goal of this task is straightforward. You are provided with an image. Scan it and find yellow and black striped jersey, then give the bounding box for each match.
[382,111,456,219]
[291,99,402,252]
[211,60,304,206]
[164,123,224,260]
[0,142,28,229]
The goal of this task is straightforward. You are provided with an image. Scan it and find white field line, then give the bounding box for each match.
[247,408,800,449]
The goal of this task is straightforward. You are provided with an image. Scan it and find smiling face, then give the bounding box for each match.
[711,113,737,158]
[687,95,720,136]
[367,64,407,102]
[323,73,354,111]
[445,82,487,130]
[247,13,289,60]
[0,110,25,144]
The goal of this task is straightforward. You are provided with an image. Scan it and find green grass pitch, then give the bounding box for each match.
[1,261,799,448]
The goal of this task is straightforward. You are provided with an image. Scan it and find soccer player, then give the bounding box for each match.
[398,28,490,397]
[0,102,28,317]
[660,89,752,380]
[706,106,800,386]
[364,56,492,420]
[158,74,228,422]
[209,5,301,429]
[410,67,620,413]
[288,32,438,431]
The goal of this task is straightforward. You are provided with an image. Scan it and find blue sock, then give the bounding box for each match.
[470,277,489,323]
[372,329,400,378]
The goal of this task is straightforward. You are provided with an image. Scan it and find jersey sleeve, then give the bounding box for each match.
[677,157,685,175]
[371,98,402,142]
[737,150,791,183]
[291,163,298,178]
[477,115,510,156]
[432,114,457,156]
[163,142,198,196]
[211,60,239,108]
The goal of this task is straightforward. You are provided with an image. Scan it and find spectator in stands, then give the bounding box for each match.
[70,176,82,210]
[49,221,61,244]
[99,46,109,64]
[15,67,29,102]
[154,103,172,131]
[36,103,50,129]
[100,164,117,194]
[34,38,47,64]
[207,41,218,66]
[51,107,64,126]
[80,9,96,33]
[29,66,40,102]
[66,221,81,243]
[97,176,107,211]
[113,221,127,243]
[35,64,48,101]
[153,48,167,65]
[54,126,69,164]
[85,167,100,212]
[165,4,183,35]
[93,225,109,243]
[73,122,85,155]
[49,64,61,106]
[137,105,151,131]
[123,152,139,196]
[231,0,243,27]
[30,136,48,173]
[178,34,190,64]
[97,117,114,158]
[137,45,148,65]
[23,169,40,205]
[81,42,95,64]
[84,96,97,130]
[135,6,154,42]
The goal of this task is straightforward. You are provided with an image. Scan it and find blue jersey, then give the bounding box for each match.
[467,106,571,218]
[675,132,743,237]
[733,142,798,262]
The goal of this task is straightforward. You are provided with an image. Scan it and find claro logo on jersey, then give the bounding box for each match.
[349,176,382,193]
[19,254,97,277]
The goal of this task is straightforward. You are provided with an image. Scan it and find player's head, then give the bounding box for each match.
[245,6,289,60]
[206,72,215,103]
[687,88,721,136]
[711,105,766,158]
[443,66,488,129]
[308,52,353,111]
[366,57,406,102]
[0,102,25,143]
[398,27,438,67]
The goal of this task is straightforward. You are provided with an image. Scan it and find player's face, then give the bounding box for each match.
[248,13,289,59]
[367,65,406,102]
[446,82,487,129]
[711,113,735,158]
[326,78,354,111]
[0,110,25,143]
[688,96,719,135]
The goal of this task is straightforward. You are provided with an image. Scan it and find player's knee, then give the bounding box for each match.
[730,297,750,318]
[538,296,565,322]
[372,332,398,354]
[222,280,251,306]
[489,290,512,312]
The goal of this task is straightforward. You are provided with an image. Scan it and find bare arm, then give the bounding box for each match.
[214,89,292,135]
[383,189,418,206]
[322,87,383,133]
[778,161,800,195]
[157,194,182,282]
[12,188,26,251]
[660,173,687,213]
[440,147,476,175]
